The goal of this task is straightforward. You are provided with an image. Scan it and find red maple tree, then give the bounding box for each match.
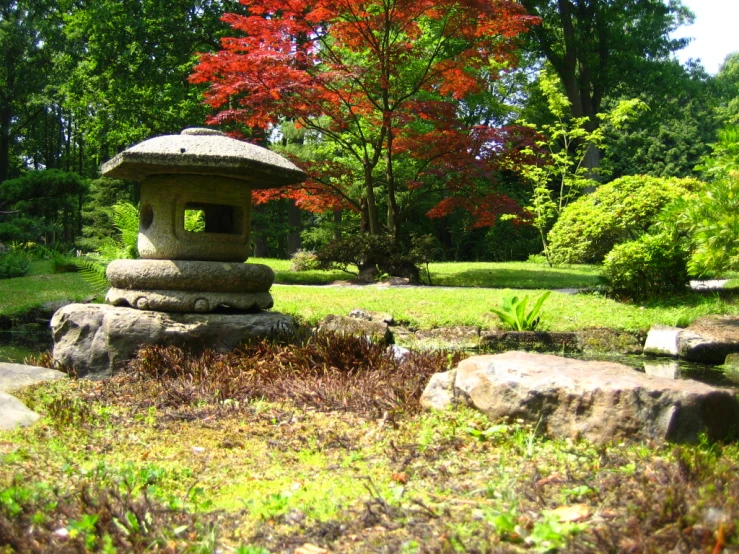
[191,0,538,239]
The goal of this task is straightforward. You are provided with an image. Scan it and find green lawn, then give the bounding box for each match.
[0,264,96,318]
[273,284,739,332]
[3,259,738,335]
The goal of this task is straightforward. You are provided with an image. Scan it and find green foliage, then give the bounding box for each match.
[77,177,136,252]
[516,69,648,263]
[601,61,720,179]
[289,249,319,272]
[0,170,87,244]
[0,251,31,279]
[49,250,79,273]
[75,202,140,290]
[547,175,702,265]
[662,127,739,277]
[490,291,551,331]
[602,232,689,300]
[315,233,438,282]
[184,209,205,233]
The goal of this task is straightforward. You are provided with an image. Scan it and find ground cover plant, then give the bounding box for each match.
[3,333,739,553]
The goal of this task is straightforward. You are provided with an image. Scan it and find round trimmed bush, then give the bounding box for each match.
[547,175,702,265]
[602,232,689,300]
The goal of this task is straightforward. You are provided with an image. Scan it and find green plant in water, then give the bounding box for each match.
[490,291,550,331]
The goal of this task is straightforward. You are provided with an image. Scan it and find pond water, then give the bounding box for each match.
[0,325,52,364]
[561,351,735,388]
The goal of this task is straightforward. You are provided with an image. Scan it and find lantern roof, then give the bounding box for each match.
[101,128,306,188]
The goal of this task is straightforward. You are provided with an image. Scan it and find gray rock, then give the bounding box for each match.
[0,392,40,429]
[107,259,273,293]
[423,351,739,444]
[318,314,392,344]
[643,325,681,357]
[419,370,456,411]
[679,315,739,363]
[0,362,67,392]
[106,288,274,313]
[348,308,394,325]
[387,345,411,362]
[101,128,306,187]
[51,303,294,379]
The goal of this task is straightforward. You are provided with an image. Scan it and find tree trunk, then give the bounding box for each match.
[287,199,302,255]
[252,204,270,257]
[385,125,400,243]
[0,106,11,182]
[363,163,381,234]
[333,209,343,240]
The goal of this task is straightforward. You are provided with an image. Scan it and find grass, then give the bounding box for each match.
[2,342,738,553]
[3,258,739,339]
[0,268,96,318]
[273,285,739,333]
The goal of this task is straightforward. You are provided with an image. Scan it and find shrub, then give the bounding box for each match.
[0,251,31,279]
[315,233,439,283]
[602,232,689,300]
[663,127,739,277]
[50,250,79,273]
[289,249,319,272]
[547,175,702,264]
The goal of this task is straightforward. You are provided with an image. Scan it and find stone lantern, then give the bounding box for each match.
[100,128,305,313]
[50,128,305,379]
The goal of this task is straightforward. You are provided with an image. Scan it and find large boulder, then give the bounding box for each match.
[678,315,739,364]
[51,303,293,379]
[421,352,739,444]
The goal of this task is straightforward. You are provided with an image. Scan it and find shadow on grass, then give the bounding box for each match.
[430,267,602,289]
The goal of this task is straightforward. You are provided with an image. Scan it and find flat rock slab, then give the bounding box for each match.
[51,304,293,379]
[679,315,739,363]
[0,363,67,392]
[420,351,739,444]
[0,392,40,430]
[644,325,681,357]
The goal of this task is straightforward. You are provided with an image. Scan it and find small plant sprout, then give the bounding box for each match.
[490,291,551,331]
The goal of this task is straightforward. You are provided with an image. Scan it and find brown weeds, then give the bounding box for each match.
[100,331,466,420]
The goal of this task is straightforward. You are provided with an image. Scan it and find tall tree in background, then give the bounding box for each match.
[518,0,693,170]
[0,0,65,181]
[192,0,537,242]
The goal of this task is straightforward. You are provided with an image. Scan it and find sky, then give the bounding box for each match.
[672,0,739,74]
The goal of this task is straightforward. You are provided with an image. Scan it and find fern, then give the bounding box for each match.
[76,202,140,291]
[74,256,110,293]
